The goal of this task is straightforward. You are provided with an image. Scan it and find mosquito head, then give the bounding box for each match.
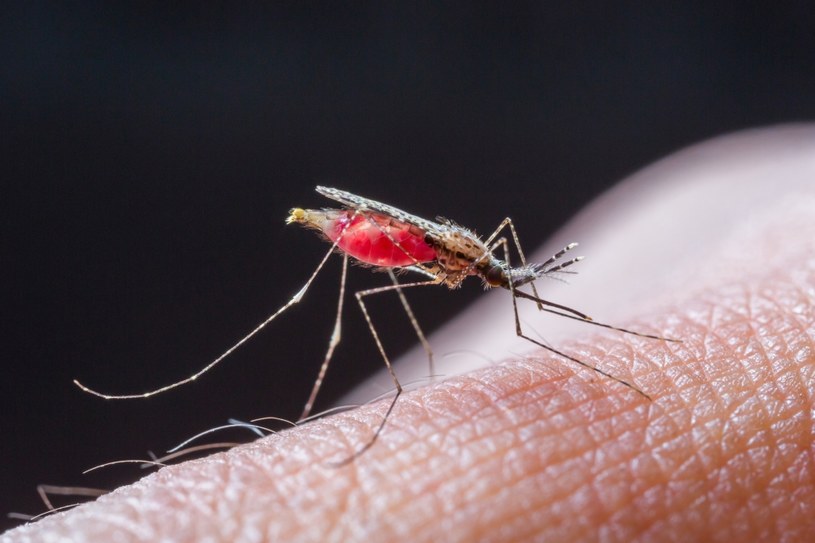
[484,258,583,290]
[483,264,507,287]
[482,262,541,289]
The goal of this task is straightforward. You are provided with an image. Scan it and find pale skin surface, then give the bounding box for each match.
[5,125,815,542]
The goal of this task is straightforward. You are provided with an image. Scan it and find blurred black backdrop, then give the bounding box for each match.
[3,2,815,527]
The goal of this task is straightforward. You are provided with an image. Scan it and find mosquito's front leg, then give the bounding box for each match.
[299,253,349,422]
[480,217,543,305]
[74,211,360,400]
[496,237,651,400]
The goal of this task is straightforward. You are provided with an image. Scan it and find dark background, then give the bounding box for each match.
[3,2,814,529]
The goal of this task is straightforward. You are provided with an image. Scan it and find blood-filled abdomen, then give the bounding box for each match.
[324,211,437,267]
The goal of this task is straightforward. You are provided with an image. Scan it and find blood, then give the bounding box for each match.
[325,212,437,267]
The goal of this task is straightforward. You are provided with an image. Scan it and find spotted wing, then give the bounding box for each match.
[316,186,444,235]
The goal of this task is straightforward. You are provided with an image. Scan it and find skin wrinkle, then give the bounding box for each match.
[387,444,473,531]
[442,457,519,541]
[636,334,711,521]
[497,453,583,539]
[667,318,726,476]
[716,280,812,540]
[344,378,529,541]
[494,478,560,542]
[710,299,765,539]
[233,454,292,540]
[414,363,638,541]
[246,430,342,540]
[743,286,781,540]
[396,434,516,538]
[409,378,514,470]
[432,375,518,440]
[648,427,703,526]
[768,277,815,434]
[642,289,785,540]
[524,336,680,540]
[389,371,558,540]
[509,383,638,538]
[625,444,672,538]
[593,410,650,511]
[765,282,815,541]
[345,437,399,541]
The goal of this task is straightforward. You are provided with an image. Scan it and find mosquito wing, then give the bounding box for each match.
[316,186,445,235]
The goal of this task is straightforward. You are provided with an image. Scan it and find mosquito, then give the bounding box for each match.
[75,186,678,464]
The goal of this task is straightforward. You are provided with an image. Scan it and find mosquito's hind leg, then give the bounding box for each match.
[387,269,435,379]
[299,254,348,421]
[329,278,437,466]
[341,214,437,380]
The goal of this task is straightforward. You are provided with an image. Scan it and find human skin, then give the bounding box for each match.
[5,125,815,542]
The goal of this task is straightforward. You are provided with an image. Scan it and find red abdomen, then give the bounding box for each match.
[325,212,437,267]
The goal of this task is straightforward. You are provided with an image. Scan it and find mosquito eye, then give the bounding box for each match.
[485,265,505,286]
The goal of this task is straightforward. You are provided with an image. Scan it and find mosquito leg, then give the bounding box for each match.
[387,269,435,379]
[470,217,543,307]
[481,218,577,276]
[498,237,651,400]
[299,254,348,421]
[74,211,360,399]
[341,214,438,381]
[330,279,438,466]
[495,217,543,303]
[479,234,592,321]
[511,288,681,342]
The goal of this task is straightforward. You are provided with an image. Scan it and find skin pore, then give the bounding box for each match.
[6,125,815,542]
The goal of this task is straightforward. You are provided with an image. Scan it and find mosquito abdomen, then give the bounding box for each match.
[288,208,437,267]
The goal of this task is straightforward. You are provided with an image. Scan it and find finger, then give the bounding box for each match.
[9,125,815,542]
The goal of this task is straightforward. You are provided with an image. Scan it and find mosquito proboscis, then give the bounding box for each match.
[75,186,679,464]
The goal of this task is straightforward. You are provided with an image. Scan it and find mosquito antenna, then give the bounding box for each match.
[513,289,681,342]
[73,223,351,400]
